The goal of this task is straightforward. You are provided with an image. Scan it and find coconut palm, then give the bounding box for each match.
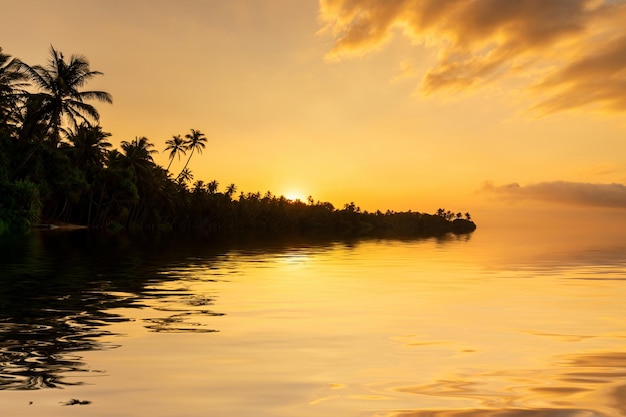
[120,136,157,181]
[18,46,112,145]
[225,183,237,199]
[0,47,24,95]
[192,180,205,194]
[65,123,112,172]
[207,180,219,194]
[164,134,186,172]
[178,129,207,178]
[0,47,28,132]
[177,168,193,186]
[105,149,124,168]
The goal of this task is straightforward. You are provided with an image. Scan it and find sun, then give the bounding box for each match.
[284,190,306,202]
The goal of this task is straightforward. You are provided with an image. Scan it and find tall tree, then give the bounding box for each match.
[177,168,193,186]
[225,183,237,199]
[120,136,157,182]
[65,123,112,173]
[61,124,111,225]
[163,134,186,172]
[18,46,112,145]
[207,180,219,194]
[0,47,28,133]
[119,136,160,226]
[178,129,207,178]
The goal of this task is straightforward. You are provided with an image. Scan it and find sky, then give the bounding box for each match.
[2,0,626,223]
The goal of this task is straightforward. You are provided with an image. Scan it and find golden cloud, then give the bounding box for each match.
[319,0,626,113]
[481,181,626,208]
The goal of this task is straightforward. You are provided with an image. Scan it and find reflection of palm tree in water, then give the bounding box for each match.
[0,235,133,390]
[0,232,224,390]
[0,281,126,389]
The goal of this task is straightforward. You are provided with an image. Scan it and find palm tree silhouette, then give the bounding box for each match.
[177,168,193,186]
[65,123,112,172]
[192,180,205,194]
[120,136,157,181]
[225,183,237,199]
[18,46,112,145]
[207,180,219,194]
[177,129,207,179]
[164,134,186,172]
[0,47,28,132]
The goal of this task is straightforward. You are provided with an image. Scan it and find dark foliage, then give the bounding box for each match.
[0,45,476,237]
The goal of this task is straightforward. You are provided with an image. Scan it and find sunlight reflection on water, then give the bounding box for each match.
[0,227,625,417]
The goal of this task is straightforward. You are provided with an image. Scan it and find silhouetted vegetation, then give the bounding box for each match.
[0,46,476,237]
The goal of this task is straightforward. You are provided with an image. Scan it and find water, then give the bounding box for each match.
[0,220,625,416]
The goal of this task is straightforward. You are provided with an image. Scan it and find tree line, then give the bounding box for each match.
[0,46,475,237]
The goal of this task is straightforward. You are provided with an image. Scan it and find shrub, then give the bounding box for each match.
[0,179,42,231]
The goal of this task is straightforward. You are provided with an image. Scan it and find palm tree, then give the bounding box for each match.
[225,183,237,199]
[19,46,112,145]
[164,134,186,172]
[0,47,28,132]
[120,136,157,181]
[177,168,193,186]
[61,123,111,225]
[207,180,219,194]
[192,180,205,194]
[65,123,112,172]
[178,129,207,178]
[105,149,124,168]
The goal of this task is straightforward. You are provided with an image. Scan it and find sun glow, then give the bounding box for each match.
[283,190,306,202]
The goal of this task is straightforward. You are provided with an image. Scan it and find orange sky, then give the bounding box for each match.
[3,0,626,220]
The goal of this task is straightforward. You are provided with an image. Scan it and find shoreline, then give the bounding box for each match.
[34,223,88,231]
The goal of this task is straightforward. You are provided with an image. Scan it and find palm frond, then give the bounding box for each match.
[78,90,113,104]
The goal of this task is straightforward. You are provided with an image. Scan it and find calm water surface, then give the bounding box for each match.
[0,221,625,417]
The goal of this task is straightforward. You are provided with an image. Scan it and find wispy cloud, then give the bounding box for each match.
[319,0,626,114]
[481,181,626,208]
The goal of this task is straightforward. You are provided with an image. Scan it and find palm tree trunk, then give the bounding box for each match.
[165,158,174,172]
[177,147,195,178]
[11,141,41,180]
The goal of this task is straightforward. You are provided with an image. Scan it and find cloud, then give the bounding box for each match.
[531,34,626,114]
[391,59,420,83]
[319,0,626,114]
[481,181,626,209]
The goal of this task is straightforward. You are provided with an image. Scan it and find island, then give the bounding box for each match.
[0,46,476,238]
